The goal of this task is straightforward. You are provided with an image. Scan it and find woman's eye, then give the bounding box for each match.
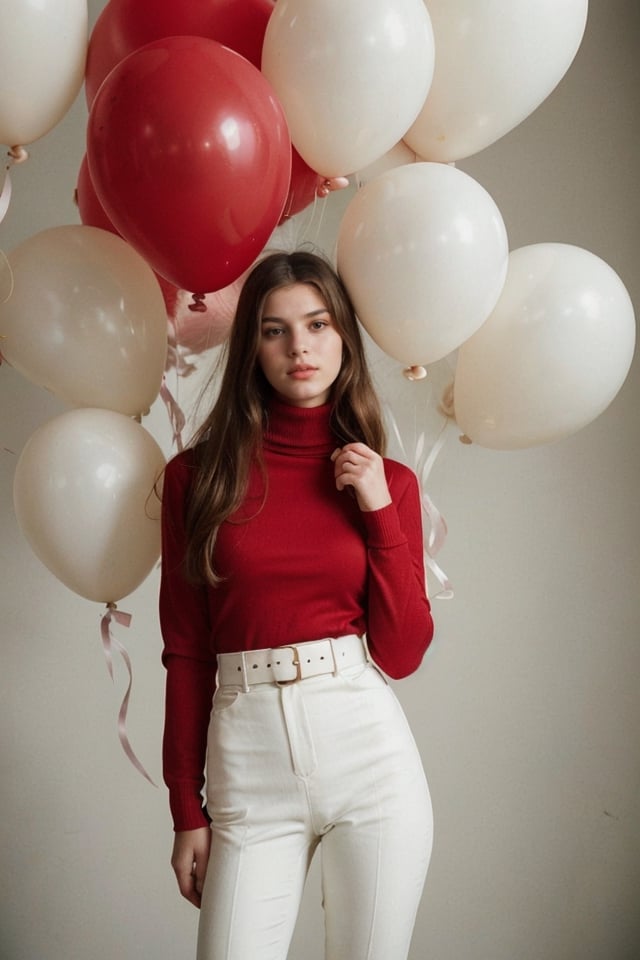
[311,320,328,330]
[264,327,284,337]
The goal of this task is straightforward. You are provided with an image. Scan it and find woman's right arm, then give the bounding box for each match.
[160,454,217,835]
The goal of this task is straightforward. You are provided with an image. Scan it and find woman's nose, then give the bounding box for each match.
[289,332,308,356]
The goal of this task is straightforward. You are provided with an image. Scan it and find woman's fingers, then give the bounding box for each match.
[331,444,391,511]
[171,827,211,909]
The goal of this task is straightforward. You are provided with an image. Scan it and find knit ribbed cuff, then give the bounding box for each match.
[169,784,210,833]
[360,502,408,548]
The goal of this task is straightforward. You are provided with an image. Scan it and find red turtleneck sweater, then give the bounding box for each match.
[160,399,433,830]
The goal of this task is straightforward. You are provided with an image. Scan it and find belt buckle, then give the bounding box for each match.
[273,645,301,685]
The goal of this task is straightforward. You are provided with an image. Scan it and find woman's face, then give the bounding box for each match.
[257,283,344,408]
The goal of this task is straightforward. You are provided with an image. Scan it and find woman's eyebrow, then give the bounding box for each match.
[261,308,330,323]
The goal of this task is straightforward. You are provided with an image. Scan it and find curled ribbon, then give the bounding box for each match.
[1,146,29,228]
[1,148,26,295]
[100,603,157,787]
[166,315,199,379]
[160,375,186,452]
[385,400,454,599]
[0,247,13,307]
[0,169,12,226]
[419,489,453,599]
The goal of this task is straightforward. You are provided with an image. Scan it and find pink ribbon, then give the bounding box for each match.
[160,376,186,452]
[100,603,157,787]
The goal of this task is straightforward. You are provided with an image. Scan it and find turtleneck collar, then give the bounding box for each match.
[264,397,337,457]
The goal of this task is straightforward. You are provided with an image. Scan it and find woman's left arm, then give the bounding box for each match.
[333,443,434,678]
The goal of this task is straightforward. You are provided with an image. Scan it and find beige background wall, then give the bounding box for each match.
[1,1,638,958]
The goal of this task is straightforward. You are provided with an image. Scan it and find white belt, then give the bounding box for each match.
[217,635,368,689]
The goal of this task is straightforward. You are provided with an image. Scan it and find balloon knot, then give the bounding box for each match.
[188,292,207,313]
[8,145,29,164]
[316,176,350,198]
[459,434,473,445]
[402,365,427,381]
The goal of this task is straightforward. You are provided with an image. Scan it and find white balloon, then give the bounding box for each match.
[262,0,434,177]
[405,0,588,162]
[355,141,418,189]
[0,0,87,146]
[0,225,168,416]
[453,243,636,449]
[336,162,509,365]
[13,409,166,603]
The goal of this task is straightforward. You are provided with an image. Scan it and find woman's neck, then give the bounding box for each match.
[263,397,337,456]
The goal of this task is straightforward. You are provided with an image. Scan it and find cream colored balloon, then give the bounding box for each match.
[0,225,167,417]
[13,408,166,603]
[453,244,636,449]
[262,0,434,177]
[405,0,588,162]
[337,162,508,365]
[0,0,87,146]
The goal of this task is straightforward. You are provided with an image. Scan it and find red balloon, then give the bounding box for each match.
[81,119,318,243]
[87,36,291,294]
[85,0,275,105]
[279,148,323,223]
[76,154,119,234]
[77,154,178,306]
[76,153,235,333]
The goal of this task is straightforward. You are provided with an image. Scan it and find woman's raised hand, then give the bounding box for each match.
[331,443,392,512]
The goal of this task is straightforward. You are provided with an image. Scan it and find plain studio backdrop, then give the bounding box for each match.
[1,1,639,958]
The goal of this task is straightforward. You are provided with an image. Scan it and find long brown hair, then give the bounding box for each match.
[183,250,386,584]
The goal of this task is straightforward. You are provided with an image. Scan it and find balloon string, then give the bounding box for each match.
[100,603,157,787]
[166,318,198,378]
[293,187,329,253]
[170,344,198,378]
[160,375,186,451]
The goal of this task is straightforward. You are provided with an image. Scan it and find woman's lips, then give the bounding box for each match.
[288,366,318,379]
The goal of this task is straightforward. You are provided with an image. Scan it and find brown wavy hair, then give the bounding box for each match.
[183,250,386,584]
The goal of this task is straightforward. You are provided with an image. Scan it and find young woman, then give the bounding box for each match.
[160,250,434,960]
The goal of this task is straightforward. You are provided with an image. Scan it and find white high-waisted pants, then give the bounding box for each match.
[197,659,433,960]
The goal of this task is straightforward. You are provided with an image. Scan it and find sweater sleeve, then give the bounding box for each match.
[360,463,434,678]
[159,453,217,832]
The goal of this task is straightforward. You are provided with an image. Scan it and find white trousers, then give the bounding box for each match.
[197,659,433,960]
